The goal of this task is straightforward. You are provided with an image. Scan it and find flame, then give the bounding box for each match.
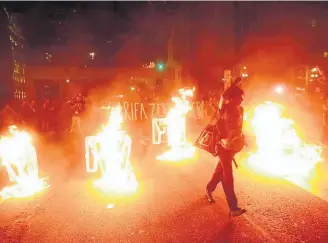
[246,102,322,182]
[0,126,49,201]
[156,88,195,161]
[88,106,138,194]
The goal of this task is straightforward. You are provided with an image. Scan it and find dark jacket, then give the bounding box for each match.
[217,103,244,152]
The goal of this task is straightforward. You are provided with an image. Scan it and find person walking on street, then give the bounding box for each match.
[205,79,246,218]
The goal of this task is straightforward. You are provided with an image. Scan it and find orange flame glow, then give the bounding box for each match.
[0,126,49,201]
[86,106,138,194]
[156,88,195,161]
[247,102,322,182]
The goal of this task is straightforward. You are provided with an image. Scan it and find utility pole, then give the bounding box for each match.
[170,27,182,82]
[167,27,174,65]
[234,1,242,61]
[305,66,309,91]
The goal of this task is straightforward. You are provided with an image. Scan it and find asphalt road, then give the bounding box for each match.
[1,131,328,243]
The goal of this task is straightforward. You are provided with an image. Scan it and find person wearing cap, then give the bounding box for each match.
[205,77,246,217]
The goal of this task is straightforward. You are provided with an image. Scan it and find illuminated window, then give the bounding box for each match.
[13,60,20,74]
[46,53,52,61]
[324,52,328,58]
[89,52,95,59]
[312,19,316,27]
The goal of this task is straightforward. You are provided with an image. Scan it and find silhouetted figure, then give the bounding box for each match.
[205,77,246,217]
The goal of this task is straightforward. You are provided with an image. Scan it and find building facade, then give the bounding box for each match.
[8,12,27,100]
[0,7,27,103]
[0,8,12,104]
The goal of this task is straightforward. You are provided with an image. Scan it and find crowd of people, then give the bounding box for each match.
[0,88,229,139]
[0,94,88,135]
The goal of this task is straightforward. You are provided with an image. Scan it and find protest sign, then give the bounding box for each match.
[101,101,210,121]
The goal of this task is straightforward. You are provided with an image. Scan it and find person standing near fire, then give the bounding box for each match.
[69,95,83,135]
[205,77,246,217]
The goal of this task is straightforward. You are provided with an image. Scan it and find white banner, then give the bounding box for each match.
[101,101,210,121]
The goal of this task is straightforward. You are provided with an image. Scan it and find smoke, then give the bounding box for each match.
[240,36,306,76]
[243,74,322,143]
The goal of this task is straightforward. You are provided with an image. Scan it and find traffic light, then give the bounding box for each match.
[156,62,165,72]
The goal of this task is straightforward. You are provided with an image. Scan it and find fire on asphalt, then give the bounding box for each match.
[0,127,328,243]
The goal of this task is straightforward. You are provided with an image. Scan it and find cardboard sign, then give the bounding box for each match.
[85,136,98,173]
[151,118,167,144]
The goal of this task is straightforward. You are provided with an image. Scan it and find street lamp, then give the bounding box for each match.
[241,66,248,79]
[309,66,319,82]
[274,85,284,94]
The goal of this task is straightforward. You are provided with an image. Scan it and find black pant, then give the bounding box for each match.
[206,148,238,210]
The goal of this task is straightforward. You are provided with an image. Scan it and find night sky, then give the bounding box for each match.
[3,2,328,74]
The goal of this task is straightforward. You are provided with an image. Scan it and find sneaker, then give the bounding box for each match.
[229,207,246,217]
[205,189,215,203]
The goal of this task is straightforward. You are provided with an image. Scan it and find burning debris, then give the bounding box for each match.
[0,125,49,201]
[156,88,195,161]
[85,106,138,194]
[247,102,322,181]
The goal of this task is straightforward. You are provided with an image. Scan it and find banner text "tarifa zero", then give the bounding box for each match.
[102,101,212,121]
